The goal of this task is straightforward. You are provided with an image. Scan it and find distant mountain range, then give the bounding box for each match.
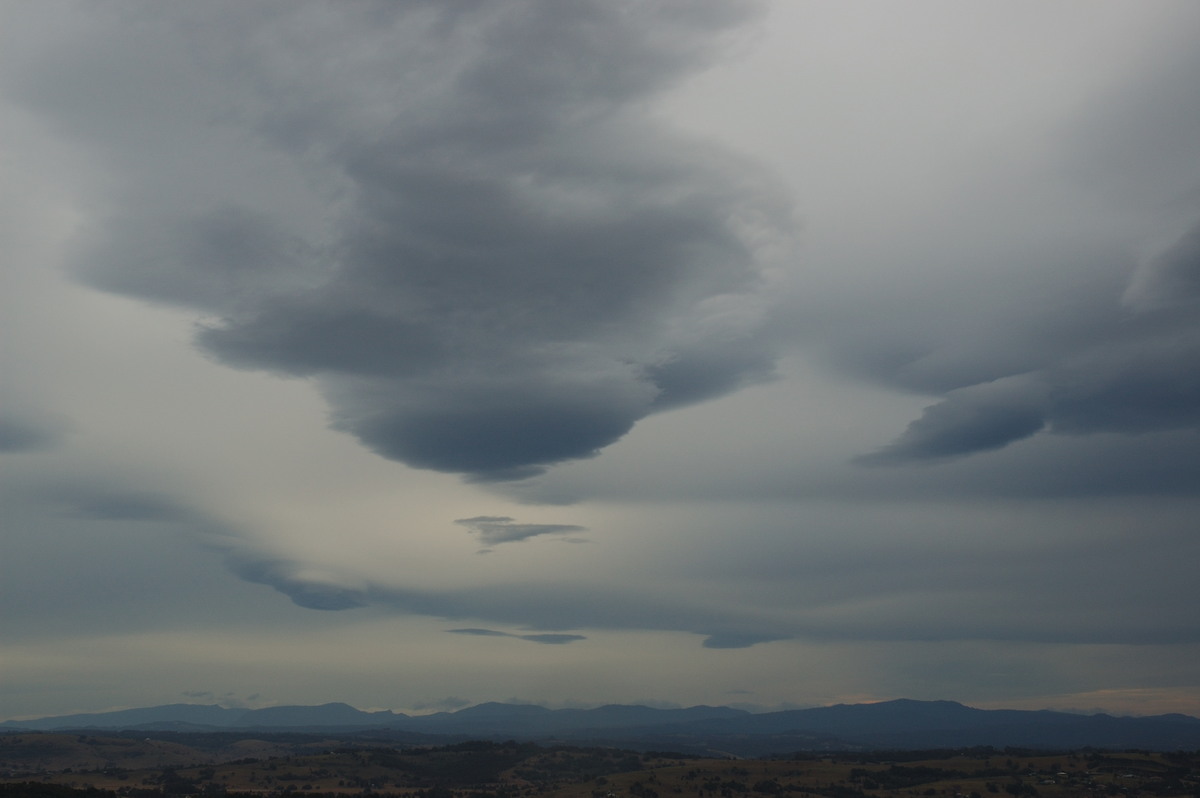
[5,699,1200,754]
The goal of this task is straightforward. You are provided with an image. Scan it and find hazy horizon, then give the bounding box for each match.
[8,695,1192,726]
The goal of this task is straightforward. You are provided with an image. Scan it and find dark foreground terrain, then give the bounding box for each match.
[2,733,1198,798]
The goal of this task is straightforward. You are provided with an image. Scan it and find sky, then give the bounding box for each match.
[2,0,1200,722]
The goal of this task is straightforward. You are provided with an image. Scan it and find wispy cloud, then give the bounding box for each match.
[446,628,586,645]
[454,516,587,550]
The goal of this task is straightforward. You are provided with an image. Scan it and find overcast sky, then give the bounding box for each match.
[3,0,1200,722]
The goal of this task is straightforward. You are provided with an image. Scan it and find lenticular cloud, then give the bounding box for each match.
[50,0,790,480]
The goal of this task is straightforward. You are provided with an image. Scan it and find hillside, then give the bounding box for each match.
[6,700,1200,754]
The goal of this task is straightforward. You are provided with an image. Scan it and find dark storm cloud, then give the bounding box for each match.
[446,628,586,645]
[454,516,587,548]
[25,0,788,481]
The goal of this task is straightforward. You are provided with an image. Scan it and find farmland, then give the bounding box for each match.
[2,733,1198,798]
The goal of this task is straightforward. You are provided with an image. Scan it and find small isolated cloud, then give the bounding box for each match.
[701,632,785,650]
[447,628,586,645]
[447,627,511,638]
[519,633,588,645]
[455,516,587,550]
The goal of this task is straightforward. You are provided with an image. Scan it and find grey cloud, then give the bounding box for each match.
[197,297,444,379]
[278,582,369,612]
[847,432,1200,502]
[0,395,69,454]
[0,482,305,643]
[233,548,1200,648]
[701,633,785,650]
[47,483,1188,651]
[454,516,586,548]
[27,0,788,481]
[0,414,62,453]
[226,556,368,611]
[223,547,786,646]
[50,489,199,523]
[330,378,652,481]
[446,628,586,645]
[1045,332,1200,435]
[857,378,1047,465]
[754,17,1200,487]
[447,627,511,638]
[861,331,1200,467]
[76,205,323,313]
[448,1,753,130]
[645,333,778,412]
[520,633,587,645]
[1061,19,1200,206]
[789,240,1138,428]
[861,218,1200,467]
[1124,219,1200,312]
[388,583,783,645]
